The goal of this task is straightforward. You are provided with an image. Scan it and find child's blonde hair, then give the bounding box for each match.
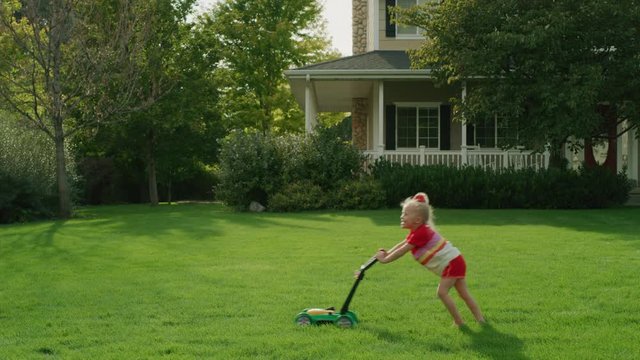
[401,192,435,228]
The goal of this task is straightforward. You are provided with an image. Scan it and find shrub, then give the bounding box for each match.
[0,112,74,222]
[217,125,366,210]
[216,130,285,210]
[331,178,386,210]
[0,169,55,223]
[275,126,364,191]
[269,181,325,212]
[371,159,632,209]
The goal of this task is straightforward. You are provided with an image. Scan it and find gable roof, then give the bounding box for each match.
[295,50,412,71]
[285,50,431,79]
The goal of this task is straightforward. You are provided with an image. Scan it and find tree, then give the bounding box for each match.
[397,0,640,170]
[72,3,223,205]
[202,0,339,133]
[0,0,157,217]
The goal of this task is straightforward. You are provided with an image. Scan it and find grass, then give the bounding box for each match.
[1,203,639,359]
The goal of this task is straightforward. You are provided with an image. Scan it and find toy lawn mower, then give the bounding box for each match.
[294,256,377,328]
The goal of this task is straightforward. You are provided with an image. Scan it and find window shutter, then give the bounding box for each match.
[385,0,396,38]
[385,105,396,150]
[466,124,475,146]
[439,104,451,150]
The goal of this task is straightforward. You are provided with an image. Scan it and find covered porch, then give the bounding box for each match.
[285,50,550,171]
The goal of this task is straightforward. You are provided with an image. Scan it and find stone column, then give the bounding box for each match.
[352,1,369,150]
[352,98,368,150]
[352,0,368,55]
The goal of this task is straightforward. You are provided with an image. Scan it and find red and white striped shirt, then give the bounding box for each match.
[406,224,461,275]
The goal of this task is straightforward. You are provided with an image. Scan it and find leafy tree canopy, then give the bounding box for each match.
[201,0,339,133]
[398,0,640,154]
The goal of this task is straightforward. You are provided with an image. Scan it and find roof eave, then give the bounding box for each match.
[284,69,433,80]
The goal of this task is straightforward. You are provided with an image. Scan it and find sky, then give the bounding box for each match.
[195,0,353,56]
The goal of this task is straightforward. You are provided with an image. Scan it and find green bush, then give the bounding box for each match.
[216,126,366,210]
[371,159,632,209]
[0,112,74,222]
[269,181,325,212]
[331,178,386,210]
[216,130,285,210]
[0,169,55,223]
[297,126,364,191]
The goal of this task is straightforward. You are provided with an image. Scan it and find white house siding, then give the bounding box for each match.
[375,0,425,51]
[378,38,423,51]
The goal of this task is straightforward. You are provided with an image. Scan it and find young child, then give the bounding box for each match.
[373,192,485,327]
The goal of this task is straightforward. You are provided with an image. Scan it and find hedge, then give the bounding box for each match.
[371,160,632,209]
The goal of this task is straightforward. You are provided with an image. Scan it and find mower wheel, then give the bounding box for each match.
[336,315,354,328]
[295,314,312,326]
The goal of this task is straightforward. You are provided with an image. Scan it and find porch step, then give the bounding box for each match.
[626,188,640,207]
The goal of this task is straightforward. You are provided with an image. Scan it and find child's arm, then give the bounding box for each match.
[385,240,406,254]
[376,241,413,264]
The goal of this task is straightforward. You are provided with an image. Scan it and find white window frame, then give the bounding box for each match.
[395,102,441,150]
[396,0,428,39]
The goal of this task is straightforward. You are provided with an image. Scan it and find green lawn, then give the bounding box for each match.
[1,204,639,359]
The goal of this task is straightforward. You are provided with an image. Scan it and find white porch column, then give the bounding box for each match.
[377,80,385,155]
[460,81,468,166]
[304,74,318,133]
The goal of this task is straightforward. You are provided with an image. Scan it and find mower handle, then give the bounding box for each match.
[342,255,378,314]
[360,256,378,272]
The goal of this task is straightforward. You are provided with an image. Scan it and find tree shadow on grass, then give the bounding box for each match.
[352,207,640,245]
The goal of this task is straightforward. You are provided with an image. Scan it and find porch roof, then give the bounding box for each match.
[294,50,411,71]
[285,51,433,112]
[285,50,432,79]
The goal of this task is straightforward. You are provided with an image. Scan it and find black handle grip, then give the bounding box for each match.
[360,256,378,271]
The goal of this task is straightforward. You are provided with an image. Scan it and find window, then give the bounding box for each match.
[396,0,428,37]
[475,117,496,148]
[472,114,518,148]
[396,105,439,149]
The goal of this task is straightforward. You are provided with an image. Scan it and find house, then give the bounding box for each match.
[285,0,639,185]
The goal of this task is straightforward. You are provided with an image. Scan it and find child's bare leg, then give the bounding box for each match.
[454,279,485,323]
[437,278,464,326]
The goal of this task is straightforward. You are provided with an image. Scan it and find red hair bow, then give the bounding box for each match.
[413,194,426,203]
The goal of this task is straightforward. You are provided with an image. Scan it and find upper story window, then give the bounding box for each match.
[396,0,427,38]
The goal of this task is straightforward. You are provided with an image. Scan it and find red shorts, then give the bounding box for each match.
[441,255,466,278]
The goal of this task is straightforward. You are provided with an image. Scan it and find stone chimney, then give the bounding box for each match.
[352,0,368,55]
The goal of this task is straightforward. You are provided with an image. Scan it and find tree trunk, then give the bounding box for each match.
[147,131,159,206]
[53,119,72,218]
[148,156,159,205]
[585,105,618,173]
[584,138,597,168]
[167,179,172,205]
[601,109,618,173]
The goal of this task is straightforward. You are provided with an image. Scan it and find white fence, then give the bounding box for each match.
[364,146,549,170]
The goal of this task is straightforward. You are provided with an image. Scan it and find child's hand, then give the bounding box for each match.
[376,249,387,262]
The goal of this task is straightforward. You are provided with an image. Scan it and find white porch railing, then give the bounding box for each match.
[364,146,549,170]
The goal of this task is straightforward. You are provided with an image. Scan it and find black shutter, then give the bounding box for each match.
[439,104,451,150]
[466,124,475,146]
[385,0,396,38]
[385,105,396,150]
